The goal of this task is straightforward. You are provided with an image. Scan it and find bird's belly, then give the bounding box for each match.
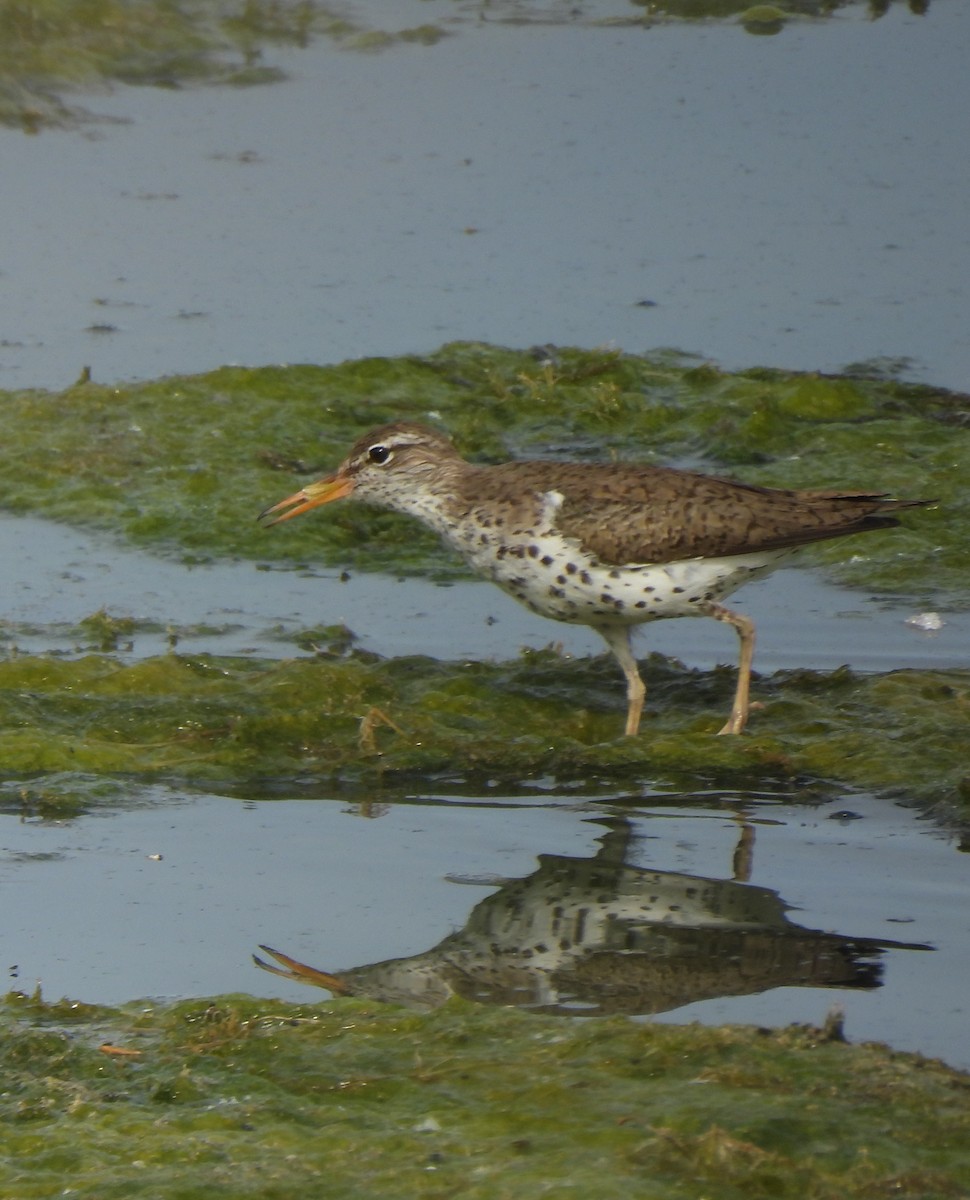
[463,540,785,626]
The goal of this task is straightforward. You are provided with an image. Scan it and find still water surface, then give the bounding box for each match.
[0,3,967,391]
[3,784,967,1067]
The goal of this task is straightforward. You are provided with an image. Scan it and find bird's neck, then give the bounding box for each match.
[362,460,479,536]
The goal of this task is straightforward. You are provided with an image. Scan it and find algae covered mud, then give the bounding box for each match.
[3,991,970,1200]
[0,347,969,1195]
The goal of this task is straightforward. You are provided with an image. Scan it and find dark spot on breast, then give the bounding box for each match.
[672,586,685,594]
[556,574,567,585]
[608,569,621,579]
[642,586,655,594]
[600,593,613,604]
[634,601,647,609]
[540,554,554,567]
[527,545,539,558]
[565,562,578,575]
[580,570,593,585]
[549,586,565,599]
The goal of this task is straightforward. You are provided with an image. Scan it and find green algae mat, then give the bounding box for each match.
[0,651,967,820]
[3,991,969,1200]
[0,344,960,590]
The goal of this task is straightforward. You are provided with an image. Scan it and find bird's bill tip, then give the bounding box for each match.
[253,944,351,992]
[258,473,353,526]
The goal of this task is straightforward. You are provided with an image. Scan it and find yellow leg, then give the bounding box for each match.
[706,604,756,735]
[597,625,646,737]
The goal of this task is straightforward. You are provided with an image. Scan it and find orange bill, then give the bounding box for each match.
[258,473,354,526]
[252,944,352,994]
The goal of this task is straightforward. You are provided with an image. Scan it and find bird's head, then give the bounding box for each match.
[259,422,461,526]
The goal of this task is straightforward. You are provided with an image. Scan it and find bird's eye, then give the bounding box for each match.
[368,444,391,465]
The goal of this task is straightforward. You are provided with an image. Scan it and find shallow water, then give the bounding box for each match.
[1,3,968,391]
[2,514,965,671]
[3,781,968,1067]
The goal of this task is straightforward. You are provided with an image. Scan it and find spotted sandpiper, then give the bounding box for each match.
[261,422,931,737]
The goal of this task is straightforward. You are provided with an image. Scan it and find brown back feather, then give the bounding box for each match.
[469,461,931,565]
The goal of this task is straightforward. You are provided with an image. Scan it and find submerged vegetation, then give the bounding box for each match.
[0,0,937,130]
[0,0,448,129]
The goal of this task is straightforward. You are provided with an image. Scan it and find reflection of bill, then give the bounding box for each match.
[255,820,931,1017]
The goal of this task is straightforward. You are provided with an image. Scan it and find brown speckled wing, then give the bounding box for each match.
[479,462,923,566]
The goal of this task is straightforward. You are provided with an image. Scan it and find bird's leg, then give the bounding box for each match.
[704,603,756,735]
[596,625,646,737]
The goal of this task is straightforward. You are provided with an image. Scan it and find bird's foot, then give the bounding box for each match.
[716,699,764,735]
[358,706,405,752]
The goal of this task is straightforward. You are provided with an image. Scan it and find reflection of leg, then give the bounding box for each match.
[706,604,756,735]
[594,817,636,866]
[731,814,755,883]
[597,625,645,737]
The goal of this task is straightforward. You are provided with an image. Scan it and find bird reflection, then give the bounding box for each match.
[254,816,930,1016]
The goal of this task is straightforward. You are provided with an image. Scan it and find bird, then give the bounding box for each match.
[260,422,931,737]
